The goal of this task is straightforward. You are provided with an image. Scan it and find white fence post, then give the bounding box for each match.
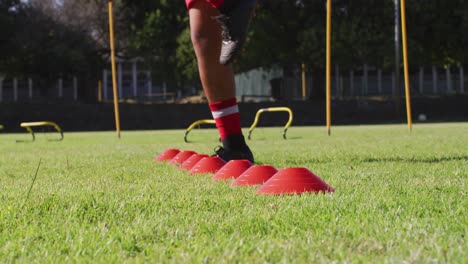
[146,71,152,96]
[118,62,123,98]
[335,64,339,97]
[103,69,108,100]
[339,76,344,99]
[378,69,382,94]
[0,75,4,102]
[28,78,33,100]
[13,78,18,102]
[432,66,438,94]
[73,76,78,101]
[58,78,63,98]
[419,67,424,94]
[363,64,368,95]
[132,61,138,97]
[446,66,452,93]
[461,66,465,94]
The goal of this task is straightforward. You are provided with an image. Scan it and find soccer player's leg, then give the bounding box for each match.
[216,0,258,65]
[188,0,254,163]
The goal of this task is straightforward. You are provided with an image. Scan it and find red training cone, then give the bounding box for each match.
[180,154,209,170]
[212,159,252,181]
[189,156,226,175]
[154,149,180,162]
[169,150,197,165]
[231,165,278,186]
[256,167,334,195]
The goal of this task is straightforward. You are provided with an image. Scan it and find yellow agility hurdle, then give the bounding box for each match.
[248,107,293,140]
[18,121,64,142]
[184,119,216,142]
[0,124,3,130]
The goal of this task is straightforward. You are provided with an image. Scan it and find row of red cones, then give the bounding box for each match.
[154,149,334,195]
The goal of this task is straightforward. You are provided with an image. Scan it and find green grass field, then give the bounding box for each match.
[0,123,467,262]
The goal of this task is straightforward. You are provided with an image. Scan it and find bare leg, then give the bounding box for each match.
[188,0,254,163]
[189,0,235,103]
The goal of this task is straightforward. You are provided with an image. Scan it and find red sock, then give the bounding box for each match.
[209,98,242,140]
[185,0,224,10]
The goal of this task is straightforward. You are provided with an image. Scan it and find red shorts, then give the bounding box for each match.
[185,0,224,10]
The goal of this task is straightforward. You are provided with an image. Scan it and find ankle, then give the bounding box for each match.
[222,134,249,151]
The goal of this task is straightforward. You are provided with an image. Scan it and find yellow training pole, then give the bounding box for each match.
[326,0,332,136]
[108,0,121,138]
[400,0,413,131]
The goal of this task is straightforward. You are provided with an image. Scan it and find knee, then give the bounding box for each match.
[190,28,211,54]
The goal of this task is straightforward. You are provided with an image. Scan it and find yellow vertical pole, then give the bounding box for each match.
[301,63,307,101]
[400,0,413,131]
[108,0,121,138]
[326,0,332,136]
[98,80,102,102]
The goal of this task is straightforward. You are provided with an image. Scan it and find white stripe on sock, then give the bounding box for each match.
[211,105,239,119]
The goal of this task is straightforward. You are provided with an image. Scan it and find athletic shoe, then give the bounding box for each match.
[216,0,257,65]
[213,146,254,163]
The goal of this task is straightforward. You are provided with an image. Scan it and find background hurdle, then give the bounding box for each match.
[184,119,216,142]
[17,121,63,142]
[248,107,293,140]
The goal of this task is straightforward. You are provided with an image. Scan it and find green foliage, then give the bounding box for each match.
[0,0,19,41]
[121,0,187,84]
[0,0,26,75]
[242,0,395,72]
[0,123,467,262]
[1,0,467,90]
[0,1,103,79]
[406,0,468,66]
[175,28,199,84]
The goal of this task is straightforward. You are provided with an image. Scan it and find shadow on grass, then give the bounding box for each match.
[281,157,333,166]
[248,137,303,141]
[279,155,468,166]
[285,137,303,140]
[361,155,468,164]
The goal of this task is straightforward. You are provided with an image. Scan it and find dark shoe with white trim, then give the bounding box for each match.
[213,135,254,163]
[213,146,254,164]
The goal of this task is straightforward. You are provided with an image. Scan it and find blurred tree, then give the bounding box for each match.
[241,0,395,70]
[406,0,468,67]
[1,0,467,100]
[0,0,24,75]
[239,0,394,98]
[175,27,199,84]
[120,0,188,88]
[0,0,107,100]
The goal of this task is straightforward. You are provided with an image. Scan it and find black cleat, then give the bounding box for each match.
[215,0,257,65]
[213,146,254,163]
